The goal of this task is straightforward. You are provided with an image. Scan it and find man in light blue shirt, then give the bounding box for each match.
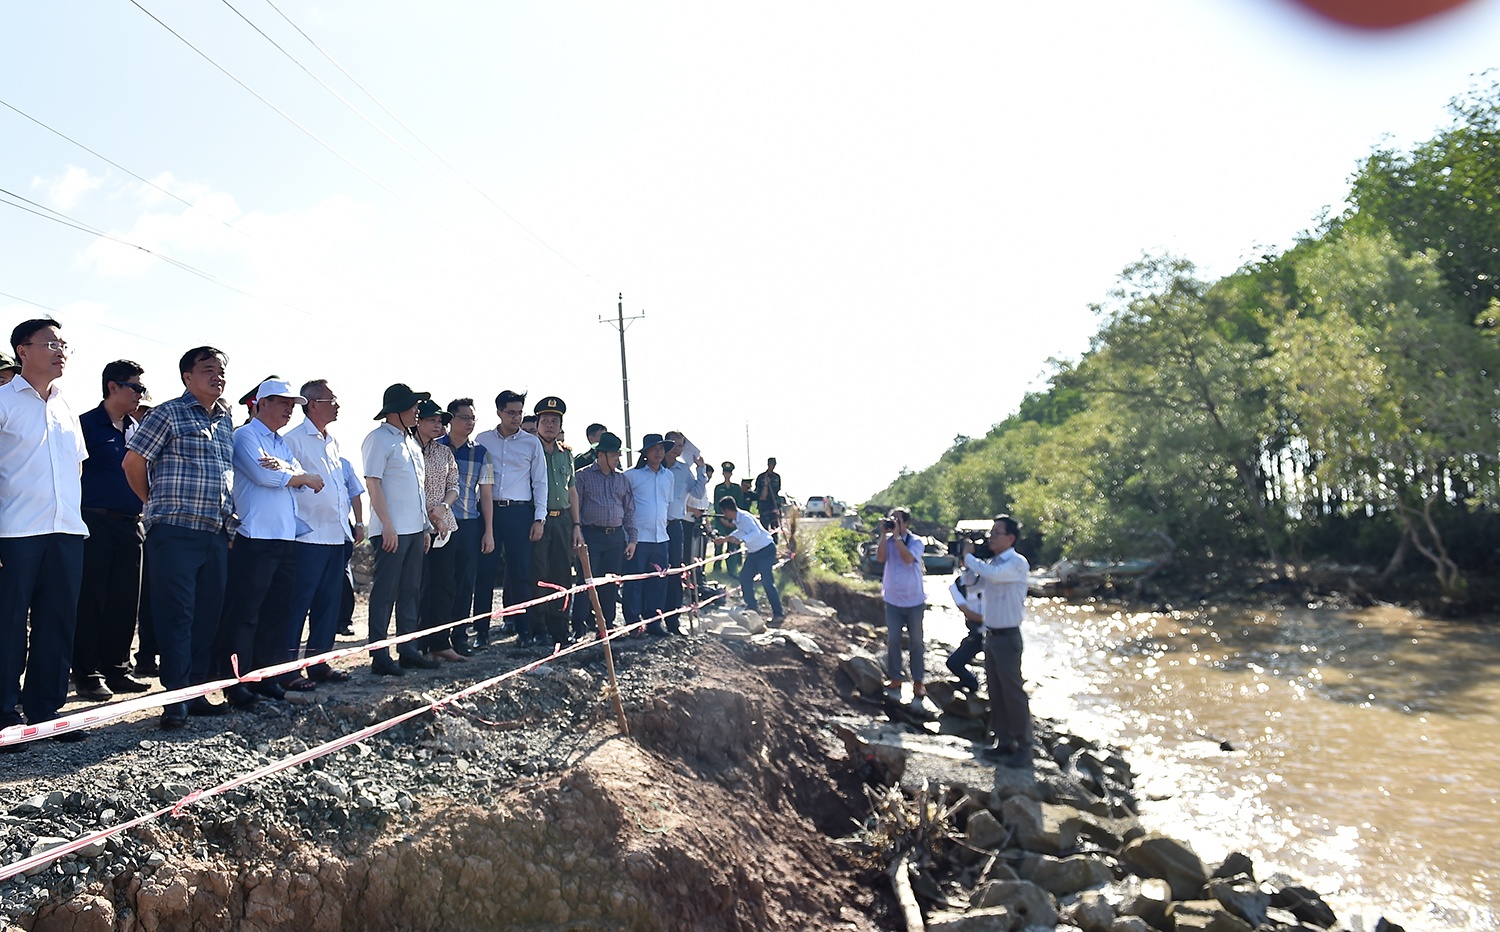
[661,431,708,630]
[214,379,323,708]
[714,496,783,621]
[624,434,675,636]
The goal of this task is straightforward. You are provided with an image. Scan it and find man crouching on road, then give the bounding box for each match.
[959,514,1032,769]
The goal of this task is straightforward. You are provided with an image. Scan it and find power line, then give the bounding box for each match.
[256,0,605,286]
[126,0,509,274]
[0,185,314,315]
[0,289,176,347]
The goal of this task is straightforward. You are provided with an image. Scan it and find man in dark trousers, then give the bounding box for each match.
[754,457,782,530]
[72,359,152,702]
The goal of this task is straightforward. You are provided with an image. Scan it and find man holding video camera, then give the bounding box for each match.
[959,514,1032,768]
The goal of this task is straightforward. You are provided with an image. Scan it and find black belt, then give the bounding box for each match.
[82,507,140,521]
[494,499,532,507]
[669,518,692,525]
[984,627,1022,636]
[583,525,622,534]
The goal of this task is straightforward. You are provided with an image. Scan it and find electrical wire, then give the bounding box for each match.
[0,288,177,347]
[127,0,510,274]
[0,185,313,315]
[256,0,605,286]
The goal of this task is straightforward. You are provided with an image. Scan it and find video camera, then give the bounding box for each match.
[948,527,994,561]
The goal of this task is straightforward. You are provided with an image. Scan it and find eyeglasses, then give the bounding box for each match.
[25,340,69,354]
[499,408,524,417]
[453,413,477,421]
[310,397,339,405]
[117,382,147,394]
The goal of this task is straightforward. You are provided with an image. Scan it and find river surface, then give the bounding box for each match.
[920,577,1499,931]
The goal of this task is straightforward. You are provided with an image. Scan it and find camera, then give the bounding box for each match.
[949,528,993,561]
[882,518,896,531]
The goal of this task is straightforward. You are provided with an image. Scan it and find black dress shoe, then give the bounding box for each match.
[161,706,188,730]
[224,685,260,708]
[52,729,88,743]
[248,681,287,701]
[134,658,160,677]
[451,640,475,657]
[106,673,153,694]
[188,696,230,716]
[74,676,113,702]
[338,624,356,637]
[398,652,440,670]
[371,656,406,676]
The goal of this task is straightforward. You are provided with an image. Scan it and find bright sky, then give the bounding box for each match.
[2,0,1498,503]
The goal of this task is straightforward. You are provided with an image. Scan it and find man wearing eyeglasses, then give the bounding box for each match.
[439,398,494,651]
[474,390,548,647]
[0,318,89,741]
[71,359,152,703]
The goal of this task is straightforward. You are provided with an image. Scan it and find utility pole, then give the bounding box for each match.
[599,293,644,466]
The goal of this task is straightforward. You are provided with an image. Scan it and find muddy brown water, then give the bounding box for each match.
[922,577,1499,931]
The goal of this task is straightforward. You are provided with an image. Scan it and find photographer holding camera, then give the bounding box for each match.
[959,514,1033,768]
[875,507,927,698]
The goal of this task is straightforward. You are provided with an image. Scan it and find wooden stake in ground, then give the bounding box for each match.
[576,542,629,735]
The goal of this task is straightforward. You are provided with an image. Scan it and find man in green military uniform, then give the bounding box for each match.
[530,396,585,652]
[712,461,748,575]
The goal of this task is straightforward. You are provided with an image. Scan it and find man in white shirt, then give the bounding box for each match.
[959,514,1033,768]
[283,380,362,685]
[661,431,709,628]
[623,434,675,636]
[0,318,88,738]
[474,389,547,645]
[215,379,324,707]
[713,496,783,621]
[363,383,433,675]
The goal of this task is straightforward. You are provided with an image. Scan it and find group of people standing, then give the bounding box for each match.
[0,316,785,738]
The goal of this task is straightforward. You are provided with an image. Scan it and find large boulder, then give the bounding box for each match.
[1120,833,1208,900]
[838,654,886,696]
[1206,876,1269,926]
[1211,851,1255,881]
[1031,855,1113,896]
[1106,876,1171,929]
[971,880,1059,928]
[1165,899,1254,932]
[1109,918,1153,932]
[1000,795,1080,856]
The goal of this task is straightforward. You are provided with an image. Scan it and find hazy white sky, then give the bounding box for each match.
[2,0,1498,502]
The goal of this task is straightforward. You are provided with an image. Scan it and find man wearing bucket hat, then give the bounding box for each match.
[572,431,634,637]
[362,383,435,675]
[0,351,20,386]
[529,396,585,652]
[213,379,325,707]
[624,433,676,636]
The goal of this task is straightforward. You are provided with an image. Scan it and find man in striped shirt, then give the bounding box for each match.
[572,431,634,636]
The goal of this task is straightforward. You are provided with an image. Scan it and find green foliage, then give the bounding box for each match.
[810,526,865,576]
[863,79,1500,593]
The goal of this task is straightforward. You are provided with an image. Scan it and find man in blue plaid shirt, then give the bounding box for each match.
[439,398,494,651]
[124,346,237,730]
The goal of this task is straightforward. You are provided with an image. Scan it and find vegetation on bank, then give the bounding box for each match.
[873,80,1500,604]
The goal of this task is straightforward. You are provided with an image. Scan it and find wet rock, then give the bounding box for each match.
[1107,876,1171,929]
[1270,885,1338,928]
[927,906,1012,930]
[1212,851,1255,881]
[1030,854,1112,896]
[838,654,885,696]
[965,809,1006,850]
[1109,917,1152,932]
[1120,832,1208,900]
[1000,796,1079,857]
[1065,808,1144,850]
[1166,898,1254,932]
[1061,889,1115,932]
[970,879,1059,928]
[1206,876,1269,926]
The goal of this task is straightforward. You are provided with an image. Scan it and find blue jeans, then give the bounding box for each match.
[0,534,84,725]
[146,524,228,694]
[885,602,926,682]
[622,540,669,627]
[946,625,984,692]
[740,544,783,619]
[285,542,345,676]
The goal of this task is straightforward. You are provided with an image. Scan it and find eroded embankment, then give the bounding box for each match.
[10,620,886,932]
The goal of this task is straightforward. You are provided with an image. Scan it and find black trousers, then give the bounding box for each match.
[72,511,143,681]
[574,525,626,632]
[214,535,297,679]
